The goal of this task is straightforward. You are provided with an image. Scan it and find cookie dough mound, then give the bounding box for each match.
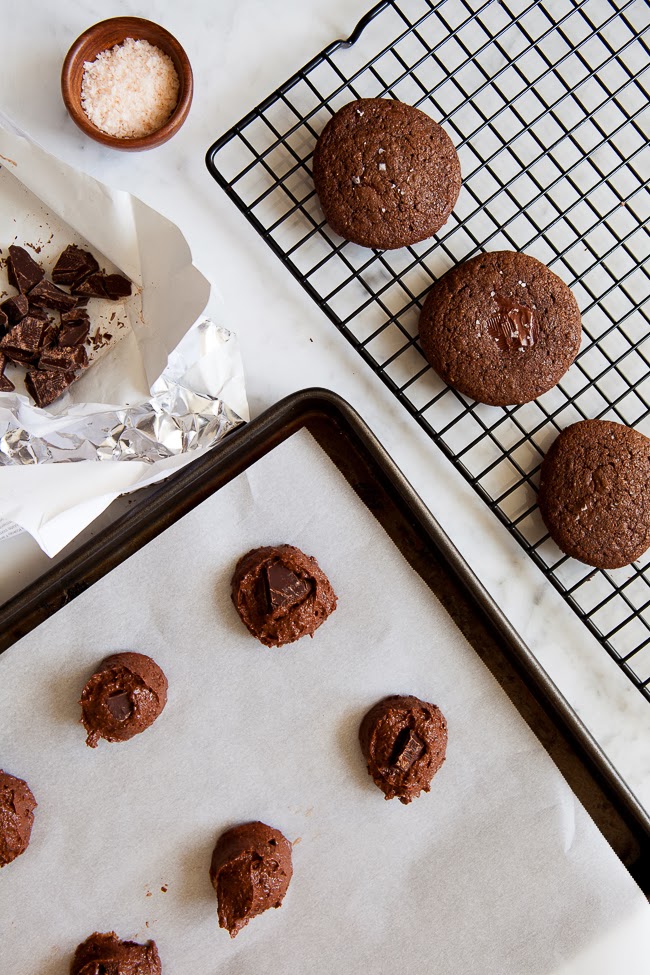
[231,544,337,648]
[79,652,168,748]
[538,419,650,569]
[313,97,461,249]
[70,931,161,975]
[0,770,37,867]
[418,251,582,405]
[359,695,448,804]
[209,821,293,938]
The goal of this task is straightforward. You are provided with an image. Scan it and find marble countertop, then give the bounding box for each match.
[1,0,648,819]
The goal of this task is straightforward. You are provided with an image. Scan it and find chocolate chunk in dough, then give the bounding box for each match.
[71,931,161,975]
[52,244,99,286]
[1,293,29,325]
[231,544,337,648]
[418,250,582,406]
[0,353,15,393]
[28,278,78,312]
[79,652,168,748]
[210,821,293,938]
[7,245,44,293]
[25,368,74,408]
[359,695,448,804]
[0,770,37,868]
[39,344,88,373]
[0,317,48,363]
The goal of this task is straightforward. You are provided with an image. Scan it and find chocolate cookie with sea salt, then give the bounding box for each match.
[418,251,582,406]
[313,97,461,249]
[538,419,650,569]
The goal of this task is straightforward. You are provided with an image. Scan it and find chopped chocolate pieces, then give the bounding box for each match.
[0,353,14,393]
[0,317,47,363]
[73,271,132,300]
[28,279,78,312]
[25,369,74,408]
[52,244,99,286]
[1,294,28,325]
[7,245,44,293]
[58,320,90,348]
[2,240,132,409]
[265,561,312,612]
[73,273,108,298]
[103,274,132,300]
[39,344,88,372]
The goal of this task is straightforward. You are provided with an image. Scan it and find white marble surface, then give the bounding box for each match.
[0,0,648,825]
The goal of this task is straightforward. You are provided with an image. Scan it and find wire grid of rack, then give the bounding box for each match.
[206,0,650,700]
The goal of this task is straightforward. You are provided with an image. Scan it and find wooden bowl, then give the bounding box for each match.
[61,17,193,151]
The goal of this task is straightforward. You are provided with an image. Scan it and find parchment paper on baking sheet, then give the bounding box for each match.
[1,431,649,975]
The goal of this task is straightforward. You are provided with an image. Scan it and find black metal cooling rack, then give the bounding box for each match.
[206,0,650,701]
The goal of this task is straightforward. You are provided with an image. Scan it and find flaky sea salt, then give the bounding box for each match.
[81,37,180,139]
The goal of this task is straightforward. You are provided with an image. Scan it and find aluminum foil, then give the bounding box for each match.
[0,320,245,466]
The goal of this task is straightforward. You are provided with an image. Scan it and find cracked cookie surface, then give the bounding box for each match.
[313,98,461,249]
[538,419,650,569]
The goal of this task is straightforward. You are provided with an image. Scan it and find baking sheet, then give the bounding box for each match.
[1,430,649,974]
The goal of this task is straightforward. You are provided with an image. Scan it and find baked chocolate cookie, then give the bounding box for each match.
[418,251,582,405]
[538,419,650,569]
[359,695,448,804]
[0,770,37,867]
[231,544,337,648]
[71,931,161,975]
[210,821,293,938]
[79,652,168,748]
[313,97,461,250]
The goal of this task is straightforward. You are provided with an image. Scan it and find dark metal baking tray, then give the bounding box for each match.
[0,388,648,889]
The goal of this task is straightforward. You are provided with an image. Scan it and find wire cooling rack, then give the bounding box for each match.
[206,0,650,700]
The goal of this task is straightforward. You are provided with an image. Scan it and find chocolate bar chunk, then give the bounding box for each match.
[7,245,44,293]
[265,561,312,612]
[61,307,91,326]
[39,344,88,372]
[103,274,132,300]
[26,306,50,322]
[0,353,15,393]
[52,244,99,286]
[25,368,74,408]
[58,320,90,347]
[72,273,108,298]
[1,293,29,325]
[73,271,132,300]
[0,317,47,363]
[0,309,7,335]
[41,323,60,350]
[28,279,78,312]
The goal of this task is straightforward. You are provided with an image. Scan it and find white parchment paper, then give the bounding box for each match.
[0,431,648,975]
[0,119,247,556]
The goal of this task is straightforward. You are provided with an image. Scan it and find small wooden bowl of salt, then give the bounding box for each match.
[61,17,193,151]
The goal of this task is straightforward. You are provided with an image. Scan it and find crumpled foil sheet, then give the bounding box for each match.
[0,323,245,466]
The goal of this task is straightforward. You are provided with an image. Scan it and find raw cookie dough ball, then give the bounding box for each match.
[70,931,162,975]
[0,770,37,867]
[313,97,461,249]
[209,821,293,938]
[538,419,650,569]
[79,652,168,748]
[359,695,448,804]
[418,251,582,406]
[231,544,337,648]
